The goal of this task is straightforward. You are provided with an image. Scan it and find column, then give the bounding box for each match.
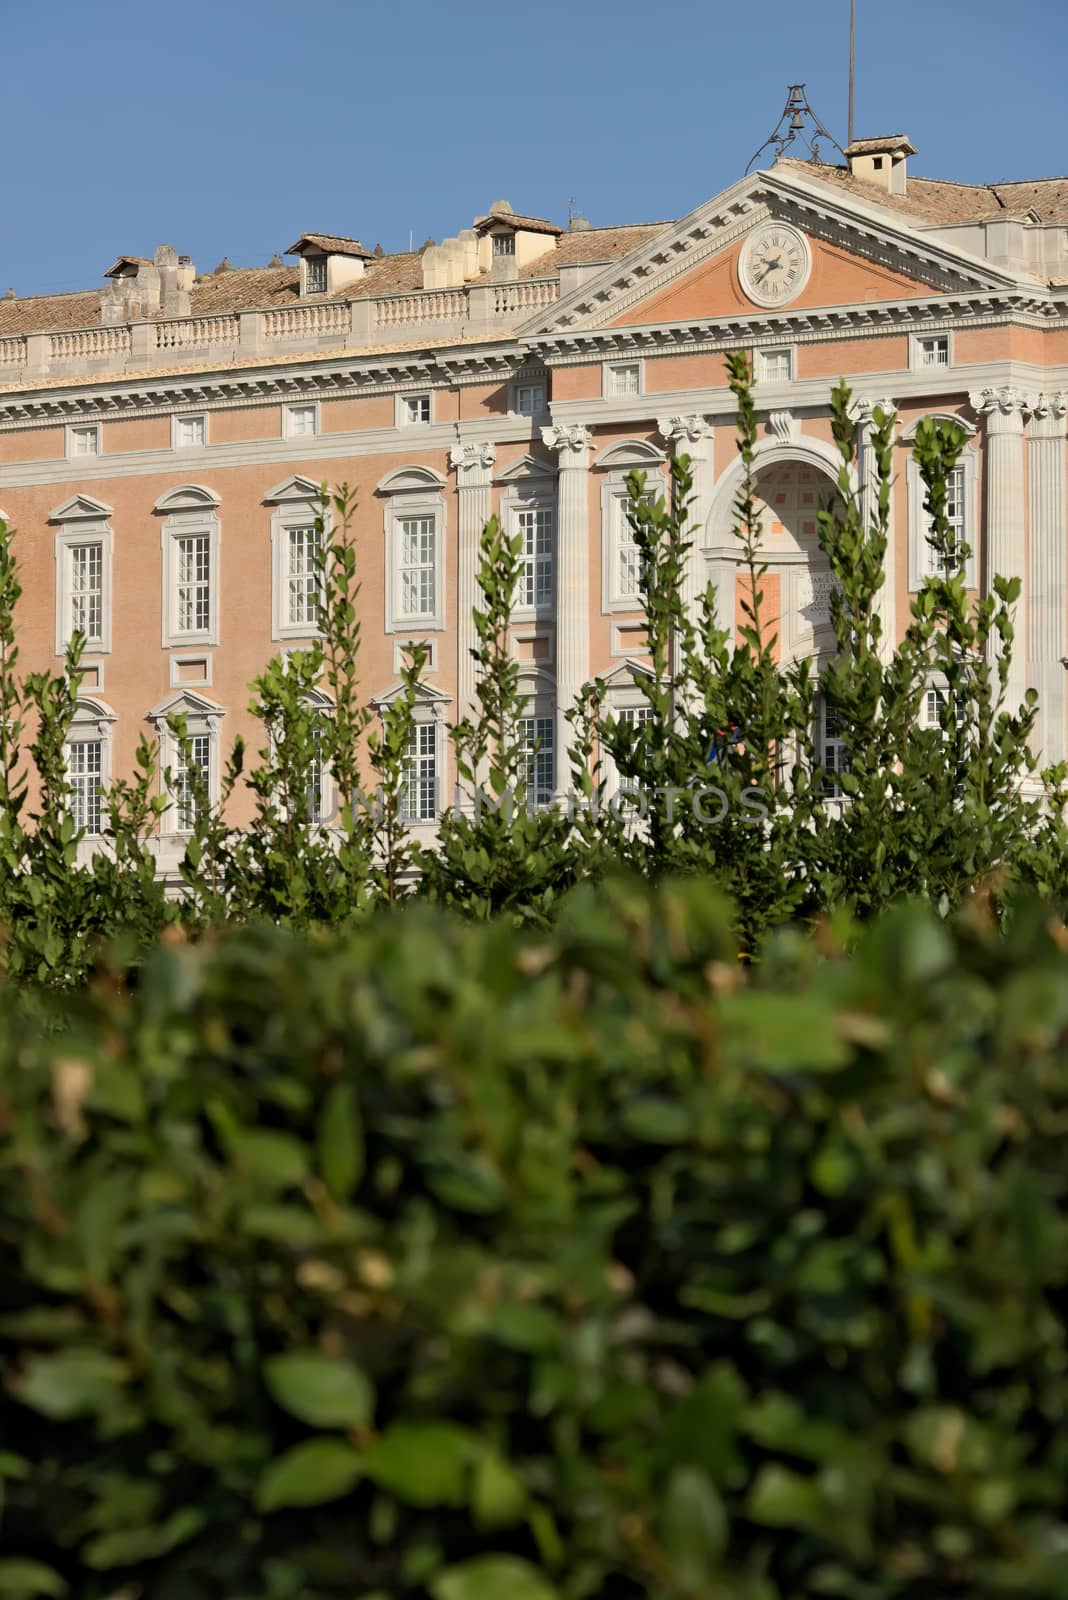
[1026,392,1068,764]
[849,396,897,660]
[970,386,1028,717]
[448,441,496,727]
[541,422,592,786]
[657,414,715,630]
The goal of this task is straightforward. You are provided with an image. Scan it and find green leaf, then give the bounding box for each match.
[13,1348,127,1420]
[229,1129,308,1187]
[317,1081,364,1202]
[431,1556,559,1600]
[84,1508,205,1570]
[256,1439,363,1512]
[0,1561,67,1597]
[659,1466,728,1586]
[747,1463,823,1532]
[472,1449,527,1529]
[363,1422,474,1507]
[264,1352,374,1429]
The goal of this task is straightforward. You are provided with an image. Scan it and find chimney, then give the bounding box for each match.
[845,135,916,197]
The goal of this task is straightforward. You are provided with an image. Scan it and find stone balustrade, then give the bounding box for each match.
[0,279,560,387]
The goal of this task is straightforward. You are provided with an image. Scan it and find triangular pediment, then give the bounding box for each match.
[264,474,322,505]
[50,493,112,523]
[371,680,452,710]
[595,658,653,690]
[148,689,224,722]
[494,453,557,485]
[520,166,1024,340]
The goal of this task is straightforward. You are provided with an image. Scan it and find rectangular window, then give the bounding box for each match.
[618,705,655,727]
[607,362,641,397]
[924,465,966,577]
[758,348,793,383]
[307,723,326,824]
[519,716,554,805]
[492,233,516,256]
[925,688,966,734]
[175,414,206,449]
[175,534,211,635]
[821,701,849,797]
[306,256,328,294]
[401,723,437,821]
[516,505,553,608]
[173,733,211,831]
[403,393,431,425]
[285,404,318,439]
[286,524,324,629]
[68,740,102,836]
[69,542,104,645]
[614,492,655,601]
[398,514,436,618]
[69,424,100,458]
[919,335,949,368]
[515,382,546,417]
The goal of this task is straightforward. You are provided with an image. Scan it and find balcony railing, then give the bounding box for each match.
[1,279,560,388]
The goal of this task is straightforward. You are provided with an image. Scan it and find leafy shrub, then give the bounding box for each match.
[2,877,1068,1599]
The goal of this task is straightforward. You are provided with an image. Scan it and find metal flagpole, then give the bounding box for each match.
[848,0,856,146]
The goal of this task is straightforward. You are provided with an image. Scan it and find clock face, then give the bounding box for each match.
[739,225,811,307]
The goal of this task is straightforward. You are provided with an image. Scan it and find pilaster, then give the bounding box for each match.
[849,396,897,660]
[970,386,1028,717]
[1025,391,1068,764]
[541,422,592,784]
[657,414,715,629]
[448,441,496,727]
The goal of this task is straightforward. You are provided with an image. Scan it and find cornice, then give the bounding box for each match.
[0,342,529,429]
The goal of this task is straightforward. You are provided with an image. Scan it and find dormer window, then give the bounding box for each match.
[306,255,327,295]
[492,232,516,257]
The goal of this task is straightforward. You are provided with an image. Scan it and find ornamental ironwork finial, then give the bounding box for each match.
[745,85,846,175]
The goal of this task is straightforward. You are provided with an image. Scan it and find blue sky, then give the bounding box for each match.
[4,0,1064,298]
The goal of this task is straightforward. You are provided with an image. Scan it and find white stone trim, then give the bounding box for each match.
[159,503,221,649]
[383,487,447,635]
[905,441,979,590]
[171,411,209,451]
[283,399,319,440]
[509,375,549,418]
[599,458,668,614]
[601,357,645,399]
[395,390,433,428]
[509,627,554,667]
[53,511,113,658]
[65,420,101,460]
[754,344,797,384]
[610,619,651,658]
[67,695,117,854]
[169,653,213,688]
[370,681,452,828]
[499,477,556,623]
[392,636,438,674]
[149,689,225,836]
[909,331,954,373]
[270,484,328,643]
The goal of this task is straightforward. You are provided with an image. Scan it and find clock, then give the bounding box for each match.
[738,224,811,307]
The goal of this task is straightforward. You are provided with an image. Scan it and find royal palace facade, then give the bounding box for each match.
[1,133,1066,857]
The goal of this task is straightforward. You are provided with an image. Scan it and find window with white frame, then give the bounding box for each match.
[492,232,516,257]
[305,256,328,295]
[53,500,114,656]
[757,347,793,383]
[906,437,977,590]
[172,732,211,831]
[519,716,554,805]
[618,704,655,729]
[306,721,327,824]
[924,685,966,736]
[401,722,437,821]
[285,522,325,630]
[398,514,436,620]
[515,504,554,610]
[68,738,103,836]
[515,381,546,417]
[174,414,207,450]
[401,393,432,426]
[600,467,660,613]
[924,465,967,578]
[384,483,445,633]
[159,495,220,649]
[917,335,949,369]
[284,403,318,440]
[820,699,849,798]
[67,423,100,459]
[606,362,641,398]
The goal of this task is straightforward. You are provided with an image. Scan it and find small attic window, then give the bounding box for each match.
[872,156,884,172]
[306,256,327,294]
[492,233,516,257]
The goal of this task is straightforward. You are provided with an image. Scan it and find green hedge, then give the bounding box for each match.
[2,880,1067,1600]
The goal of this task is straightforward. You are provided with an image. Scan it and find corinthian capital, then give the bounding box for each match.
[656,413,714,446]
[969,385,1028,427]
[848,395,897,428]
[449,440,496,475]
[541,422,592,459]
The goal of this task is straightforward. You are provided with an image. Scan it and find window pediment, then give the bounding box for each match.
[494,453,558,485]
[594,439,665,470]
[50,493,113,523]
[148,688,225,724]
[376,465,446,495]
[154,484,221,514]
[900,412,977,441]
[371,680,451,711]
[264,474,322,505]
[595,657,653,690]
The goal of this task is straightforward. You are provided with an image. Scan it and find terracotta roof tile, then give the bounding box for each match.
[286,232,373,258]
[0,289,103,337]
[778,156,1068,227]
[474,210,561,236]
[844,135,916,156]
